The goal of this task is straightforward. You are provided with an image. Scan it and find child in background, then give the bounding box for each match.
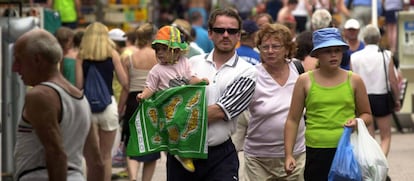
[137,25,208,172]
[55,27,77,85]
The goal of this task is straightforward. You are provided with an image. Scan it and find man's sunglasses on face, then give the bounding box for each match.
[211,27,240,35]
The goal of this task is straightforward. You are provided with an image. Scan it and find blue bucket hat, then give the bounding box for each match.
[310,28,349,57]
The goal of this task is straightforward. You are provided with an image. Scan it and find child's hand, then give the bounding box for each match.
[136,93,144,102]
[344,118,358,130]
[202,78,209,85]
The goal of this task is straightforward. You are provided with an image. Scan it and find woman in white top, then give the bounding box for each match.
[243,23,306,181]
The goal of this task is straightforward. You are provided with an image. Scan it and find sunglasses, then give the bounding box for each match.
[211,27,240,35]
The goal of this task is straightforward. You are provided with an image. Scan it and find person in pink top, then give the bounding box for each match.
[136,25,208,173]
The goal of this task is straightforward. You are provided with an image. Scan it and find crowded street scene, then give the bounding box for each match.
[1,0,414,180]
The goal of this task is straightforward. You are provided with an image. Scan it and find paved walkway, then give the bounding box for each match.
[113,130,414,181]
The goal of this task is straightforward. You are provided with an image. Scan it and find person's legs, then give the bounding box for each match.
[384,10,399,53]
[167,139,238,181]
[130,153,160,181]
[95,97,119,181]
[126,157,140,181]
[142,160,157,181]
[304,147,336,181]
[376,115,392,156]
[351,6,371,26]
[124,92,141,181]
[99,129,117,181]
[368,121,376,137]
[243,156,270,181]
[387,23,397,53]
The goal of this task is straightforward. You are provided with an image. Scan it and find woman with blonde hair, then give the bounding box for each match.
[117,22,160,181]
[75,22,128,181]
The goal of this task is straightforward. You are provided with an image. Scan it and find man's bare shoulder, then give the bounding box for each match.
[25,84,61,116]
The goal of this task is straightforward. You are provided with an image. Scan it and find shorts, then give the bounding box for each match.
[91,96,119,131]
[130,152,161,162]
[18,168,84,181]
[304,147,336,181]
[244,152,305,181]
[384,10,400,24]
[368,94,393,117]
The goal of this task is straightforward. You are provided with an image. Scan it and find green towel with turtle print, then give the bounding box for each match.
[127,83,208,159]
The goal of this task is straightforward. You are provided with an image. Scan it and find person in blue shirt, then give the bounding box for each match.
[237,20,260,65]
[190,11,214,53]
[340,19,365,70]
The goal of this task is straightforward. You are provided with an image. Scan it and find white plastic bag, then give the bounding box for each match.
[112,127,121,157]
[350,118,389,181]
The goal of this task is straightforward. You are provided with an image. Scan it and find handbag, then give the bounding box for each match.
[351,118,389,181]
[380,49,395,111]
[328,127,362,181]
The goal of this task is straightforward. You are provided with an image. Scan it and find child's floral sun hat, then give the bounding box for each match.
[152,25,188,50]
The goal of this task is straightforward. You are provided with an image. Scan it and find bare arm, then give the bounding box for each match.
[75,0,82,18]
[113,50,129,90]
[189,76,209,85]
[388,58,401,111]
[336,0,350,17]
[207,104,226,124]
[83,123,104,181]
[25,86,67,181]
[46,0,52,8]
[345,74,373,128]
[118,55,131,116]
[118,88,129,116]
[284,74,307,174]
[137,87,154,101]
[75,58,84,89]
[304,0,313,16]
[59,61,64,75]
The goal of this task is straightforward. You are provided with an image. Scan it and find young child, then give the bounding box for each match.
[137,25,208,172]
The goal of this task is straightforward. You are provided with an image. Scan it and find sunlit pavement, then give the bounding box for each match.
[112,131,414,181]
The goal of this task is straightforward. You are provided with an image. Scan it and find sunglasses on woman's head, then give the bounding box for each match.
[211,27,240,35]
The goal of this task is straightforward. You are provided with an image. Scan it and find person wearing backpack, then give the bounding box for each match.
[76,22,128,181]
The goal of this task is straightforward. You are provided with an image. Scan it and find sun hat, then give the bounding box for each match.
[344,19,360,29]
[108,28,126,41]
[152,25,188,50]
[310,28,349,57]
[172,19,192,38]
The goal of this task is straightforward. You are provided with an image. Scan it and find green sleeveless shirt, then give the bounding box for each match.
[62,57,76,85]
[305,71,355,148]
[53,0,77,23]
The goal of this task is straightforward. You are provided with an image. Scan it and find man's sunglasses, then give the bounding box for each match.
[211,27,240,35]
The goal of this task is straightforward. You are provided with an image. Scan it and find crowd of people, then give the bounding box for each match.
[11,0,409,180]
